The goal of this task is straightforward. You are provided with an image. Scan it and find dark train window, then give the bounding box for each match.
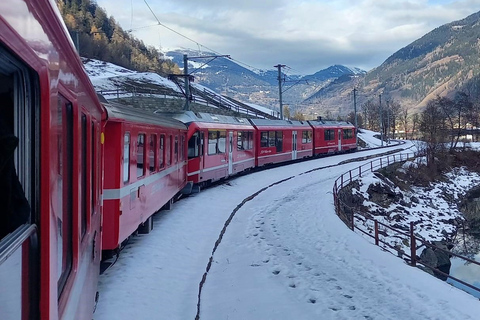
[275,131,283,152]
[180,135,185,161]
[343,129,353,139]
[159,134,165,168]
[260,131,268,147]
[302,130,312,143]
[57,95,73,296]
[174,135,178,163]
[188,131,200,158]
[136,134,145,178]
[91,122,96,215]
[0,48,36,240]
[149,135,156,173]
[166,135,171,166]
[123,133,130,183]
[80,113,87,238]
[325,129,335,141]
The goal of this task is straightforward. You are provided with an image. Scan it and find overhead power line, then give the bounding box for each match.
[142,0,278,74]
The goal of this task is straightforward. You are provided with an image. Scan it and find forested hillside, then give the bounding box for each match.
[57,0,180,75]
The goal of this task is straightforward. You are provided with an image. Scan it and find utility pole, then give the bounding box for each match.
[386,100,390,144]
[274,64,286,120]
[379,94,384,147]
[183,54,190,111]
[353,88,358,146]
[181,54,230,111]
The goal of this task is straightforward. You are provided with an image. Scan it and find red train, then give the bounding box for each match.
[101,101,190,252]
[0,0,103,319]
[173,111,356,188]
[0,1,356,319]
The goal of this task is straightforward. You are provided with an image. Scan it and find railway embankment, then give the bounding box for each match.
[334,149,480,294]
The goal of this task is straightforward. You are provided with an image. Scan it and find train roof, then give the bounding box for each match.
[169,111,253,126]
[307,119,355,128]
[101,99,187,130]
[248,118,312,128]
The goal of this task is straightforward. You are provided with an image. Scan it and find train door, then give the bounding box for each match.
[228,131,233,175]
[338,129,342,151]
[292,131,298,160]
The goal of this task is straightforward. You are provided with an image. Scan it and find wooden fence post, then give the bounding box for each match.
[374,220,379,246]
[410,221,416,267]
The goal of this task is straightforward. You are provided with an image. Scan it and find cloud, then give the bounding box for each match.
[96,0,480,74]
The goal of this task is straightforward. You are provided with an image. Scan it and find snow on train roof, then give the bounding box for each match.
[248,118,311,127]
[169,111,253,126]
[307,118,355,127]
[101,99,187,130]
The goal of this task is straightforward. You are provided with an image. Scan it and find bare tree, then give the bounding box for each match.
[411,113,420,140]
[399,105,409,139]
[419,97,448,167]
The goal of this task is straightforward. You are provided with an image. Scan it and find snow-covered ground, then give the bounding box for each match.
[94,137,480,320]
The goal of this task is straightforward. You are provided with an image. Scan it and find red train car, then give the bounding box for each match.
[0,0,104,319]
[308,118,357,155]
[102,102,189,251]
[173,111,256,187]
[248,119,313,166]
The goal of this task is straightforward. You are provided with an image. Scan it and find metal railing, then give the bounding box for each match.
[332,152,480,296]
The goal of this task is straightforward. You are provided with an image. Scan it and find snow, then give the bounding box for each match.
[82,58,181,93]
[94,138,480,320]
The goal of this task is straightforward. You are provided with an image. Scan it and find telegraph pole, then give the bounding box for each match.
[353,88,358,145]
[379,94,384,147]
[274,64,286,120]
[183,54,190,110]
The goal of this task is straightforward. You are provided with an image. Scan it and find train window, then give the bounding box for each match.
[123,133,130,183]
[166,135,171,166]
[218,131,226,153]
[159,134,165,168]
[343,129,353,139]
[188,132,200,158]
[208,131,218,155]
[275,131,283,152]
[174,136,178,163]
[238,131,253,150]
[260,132,268,147]
[180,135,185,161]
[91,122,96,215]
[0,48,35,240]
[149,135,156,173]
[325,129,335,141]
[237,132,243,150]
[199,132,204,156]
[302,131,312,143]
[80,114,87,238]
[136,134,145,178]
[56,95,73,297]
[268,131,276,147]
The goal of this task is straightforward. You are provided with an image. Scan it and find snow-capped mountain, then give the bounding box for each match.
[165,49,366,111]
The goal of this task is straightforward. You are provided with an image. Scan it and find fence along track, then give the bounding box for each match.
[332,152,480,296]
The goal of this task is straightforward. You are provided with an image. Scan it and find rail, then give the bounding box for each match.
[332,152,480,296]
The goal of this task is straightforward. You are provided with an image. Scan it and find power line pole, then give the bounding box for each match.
[379,94,384,147]
[274,64,286,120]
[353,88,358,146]
[183,54,190,110]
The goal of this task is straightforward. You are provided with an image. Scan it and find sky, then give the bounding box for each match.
[94,134,480,320]
[94,0,480,74]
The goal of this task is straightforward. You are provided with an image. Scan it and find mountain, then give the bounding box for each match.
[304,10,480,118]
[166,49,365,113]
